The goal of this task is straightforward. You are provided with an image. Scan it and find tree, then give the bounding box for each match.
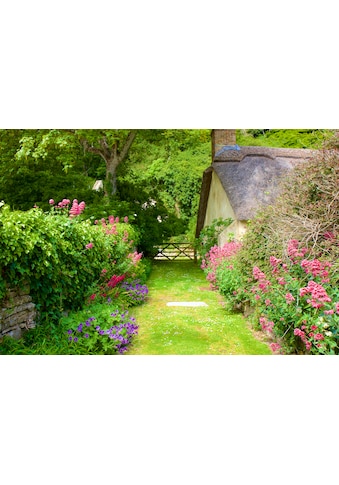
[76,130,137,194]
[2,129,138,196]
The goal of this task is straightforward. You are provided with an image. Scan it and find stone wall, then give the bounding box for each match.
[0,285,37,340]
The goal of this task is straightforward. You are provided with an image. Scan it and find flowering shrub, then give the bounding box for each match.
[62,304,138,354]
[201,242,242,287]
[248,240,339,354]
[0,202,141,318]
[201,236,339,354]
[195,218,233,261]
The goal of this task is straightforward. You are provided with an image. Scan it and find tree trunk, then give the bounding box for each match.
[106,156,120,195]
[82,130,137,195]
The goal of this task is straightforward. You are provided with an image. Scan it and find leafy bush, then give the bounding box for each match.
[246,240,339,355]
[62,304,139,354]
[0,202,141,319]
[201,241,242,287]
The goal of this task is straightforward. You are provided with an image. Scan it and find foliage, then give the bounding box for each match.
[117,129,211,245]
[61,304,139,354]
[195,218,233,260]
[0,202,140,319]
[246,241,339,355]
[201,242,242,287]
[236,129,332,148]
[0,319,71,355]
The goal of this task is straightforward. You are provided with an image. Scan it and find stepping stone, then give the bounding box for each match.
[166,302,208,307]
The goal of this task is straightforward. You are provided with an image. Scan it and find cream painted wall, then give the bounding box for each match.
[204,172,235,226]
[219,220,247,245]
[204,172,247,243]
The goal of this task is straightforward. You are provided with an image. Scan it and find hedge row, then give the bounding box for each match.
[0,202,140,319]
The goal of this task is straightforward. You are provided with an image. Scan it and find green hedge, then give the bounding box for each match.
[0,203,140,319]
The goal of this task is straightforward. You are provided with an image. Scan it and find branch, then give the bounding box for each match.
[118,130,137,163]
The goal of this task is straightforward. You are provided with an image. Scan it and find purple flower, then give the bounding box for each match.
[68,336,73,341]
[95,325,101,331]
[77,324,83,332]
[73,337,78,343]
[84,333,89,338]
[67,329,73,335]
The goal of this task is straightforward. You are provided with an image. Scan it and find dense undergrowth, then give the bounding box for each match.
[201,135,339,355]
[0,199,151,355]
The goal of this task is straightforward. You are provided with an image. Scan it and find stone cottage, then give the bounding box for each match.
[195,130,316,244]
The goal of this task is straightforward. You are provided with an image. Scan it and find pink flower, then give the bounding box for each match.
[324,309,334,315]
[285,293,295,304]
[314,333,324,341]
[49,199,55,205]
[265,299,271,306]
[90,294,96,300]
[270,343,281,353]
[299,280,332,308]
[85,242,94,249]
[269,256,282,267]
[69,199,85,217]
[124,216,129,223]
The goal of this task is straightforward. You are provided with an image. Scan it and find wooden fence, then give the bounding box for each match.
[153,242,196,261]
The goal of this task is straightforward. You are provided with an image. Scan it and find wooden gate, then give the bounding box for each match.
[153,242,196,261]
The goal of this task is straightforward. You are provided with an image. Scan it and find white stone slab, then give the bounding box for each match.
[166,302,208,307]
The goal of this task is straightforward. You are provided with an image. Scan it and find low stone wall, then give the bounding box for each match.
[0,285,37,340]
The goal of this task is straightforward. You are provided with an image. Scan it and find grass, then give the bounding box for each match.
[127,260,272,355]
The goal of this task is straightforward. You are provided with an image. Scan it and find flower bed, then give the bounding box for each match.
[201,239,339,355]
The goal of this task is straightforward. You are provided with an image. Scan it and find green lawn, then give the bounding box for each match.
[128,260,272,355]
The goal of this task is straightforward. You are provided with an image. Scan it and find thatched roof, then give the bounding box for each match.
[196,146,316,237]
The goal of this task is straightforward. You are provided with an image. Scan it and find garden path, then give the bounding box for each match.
[127,261,272,355]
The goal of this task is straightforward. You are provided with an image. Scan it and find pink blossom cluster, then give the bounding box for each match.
[252,266,271,293]
[293,328,312,351]
[69,199,86,218]
[269,256,288,274]
[294,325,326,351]
[270,342,282,353]
[128,251,143,265]
[201,242,242,285]
[301,258,331,282]
[299,280,332,309]
[49,198,71,207]
[287,239,309,261]
[259,317,274,333]
[285,292,295,304]
[95,215,130,237]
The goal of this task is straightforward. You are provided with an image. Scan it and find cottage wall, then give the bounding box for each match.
[204,171,235,226]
